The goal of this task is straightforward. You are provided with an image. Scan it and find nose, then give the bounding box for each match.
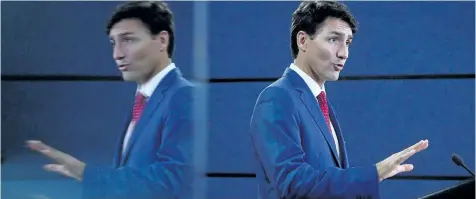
[336,45,348,60]
[113,44,125,60]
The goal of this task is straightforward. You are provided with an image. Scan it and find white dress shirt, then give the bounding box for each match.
[122,62,177,154]
[289,63,340,157]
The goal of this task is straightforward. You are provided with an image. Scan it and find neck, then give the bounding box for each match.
[293,58,325,89]
[138,58,171,86]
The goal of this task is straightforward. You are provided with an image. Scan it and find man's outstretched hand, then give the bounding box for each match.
[376,139,429,182]
[26,140,85,181]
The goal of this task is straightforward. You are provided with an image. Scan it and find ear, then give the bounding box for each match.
[296,31,308,53]
[153,31,169,52]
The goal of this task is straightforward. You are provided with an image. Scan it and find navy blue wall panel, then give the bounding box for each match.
[208,1,295,79]
[204,179,462,199]
[2,82,136,180]
[1,1,194,77]
[327,79,475,176]
[2,178,258,199]
[2,179,81,199]
[208,83,267,173]
[206,178,258,199]
[208,80,475,175]
[3,1,473,78]
[380,180,461,199]
[0,178,463,199]
[208,1,474,78]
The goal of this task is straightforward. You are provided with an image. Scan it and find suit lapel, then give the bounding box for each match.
[329,105,349,168]
[284,68,341,168]
[119,68,180,166]
[113,113,132,168]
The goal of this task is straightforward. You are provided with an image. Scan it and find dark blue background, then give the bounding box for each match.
[2,1,474,199]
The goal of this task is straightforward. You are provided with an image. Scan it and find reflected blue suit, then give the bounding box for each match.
[82,68,195,199]
[250,68,380,199]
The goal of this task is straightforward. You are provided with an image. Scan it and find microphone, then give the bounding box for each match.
[451,153,475,177]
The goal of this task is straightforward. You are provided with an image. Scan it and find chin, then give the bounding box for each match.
[121,76,135,82]
[121,72,141,82]
[326,73,340,81]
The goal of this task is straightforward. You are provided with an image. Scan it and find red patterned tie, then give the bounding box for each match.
[132,92,146,122]
[317,91,332,134]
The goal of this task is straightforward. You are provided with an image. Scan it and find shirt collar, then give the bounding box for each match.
[289,63,326,97]
[137,62,176,98]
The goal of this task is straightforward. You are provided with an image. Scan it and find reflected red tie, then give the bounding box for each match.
[132,92,146,122]
[317,91,332,134]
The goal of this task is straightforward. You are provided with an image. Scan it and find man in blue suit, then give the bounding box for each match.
[27,1,194,198]
[249,1,429,199]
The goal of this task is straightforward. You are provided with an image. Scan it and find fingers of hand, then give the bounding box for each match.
[381,140,428,181]
[397,149,416,164]
[26,140,52,152]
[401,164,414,172]
[395,164,414,175]
[390,139,429,169]
[397,139,429,159]
[44,164,65,173]
[27,140,69,164]
[389,164,414,178]
[411,139,429,153]
[402,140,423,154]
[396,164,414,173]
[416,140,429,152]
[44,164,76,179]
[44,150,69,164]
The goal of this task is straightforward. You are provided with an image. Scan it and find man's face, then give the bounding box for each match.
[298,17,353,83]
[108,19,168,83]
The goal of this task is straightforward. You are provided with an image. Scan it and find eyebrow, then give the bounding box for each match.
[329,31,353,40]
[109,32,135,40]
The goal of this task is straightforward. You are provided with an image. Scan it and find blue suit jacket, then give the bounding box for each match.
[249,68,379,199]
[82,68,195,199]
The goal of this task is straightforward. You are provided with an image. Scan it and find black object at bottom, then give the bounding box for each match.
[418,178,474,199]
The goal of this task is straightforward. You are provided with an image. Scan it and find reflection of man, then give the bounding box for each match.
[27,1,194,198]
[249,1,429,198]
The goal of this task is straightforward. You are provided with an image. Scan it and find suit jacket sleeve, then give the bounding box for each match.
[81,86,194,199]
[250,87,379,199]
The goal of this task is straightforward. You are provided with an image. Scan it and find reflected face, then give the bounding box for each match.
[108,19,169,83]
[297,17,353,83]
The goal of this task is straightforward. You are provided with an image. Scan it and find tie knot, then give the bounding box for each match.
[132,92,146,122]
[134,92,146,104]
[317,91,327,102]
